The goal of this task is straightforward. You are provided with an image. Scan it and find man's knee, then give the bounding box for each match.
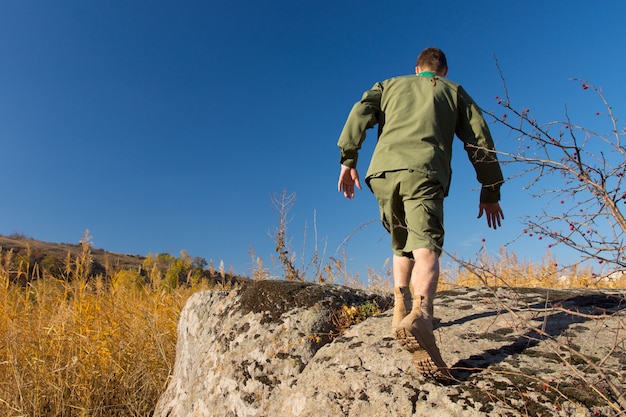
[412,248,440,264]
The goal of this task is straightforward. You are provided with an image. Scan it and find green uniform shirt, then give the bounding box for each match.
[337,73,503,203]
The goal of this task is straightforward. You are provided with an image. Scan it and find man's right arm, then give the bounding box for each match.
[455,86,505,228]
[454,86,504,204]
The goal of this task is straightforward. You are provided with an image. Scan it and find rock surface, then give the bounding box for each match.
[154,281,626,417]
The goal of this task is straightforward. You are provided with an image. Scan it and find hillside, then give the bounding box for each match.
[0,234,247,287]
[0,234,147,277]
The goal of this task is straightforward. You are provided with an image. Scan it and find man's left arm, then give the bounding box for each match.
[337,84,383,168]
[336,84,382,199]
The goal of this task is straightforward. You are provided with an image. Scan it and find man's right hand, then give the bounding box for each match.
[337,165,362,200]
[477,202,504,230]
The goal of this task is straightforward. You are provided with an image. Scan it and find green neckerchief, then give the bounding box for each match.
[417,71,437,77]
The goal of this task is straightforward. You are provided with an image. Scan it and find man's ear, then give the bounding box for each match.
[415,66,420,74]
[442,66,449,77]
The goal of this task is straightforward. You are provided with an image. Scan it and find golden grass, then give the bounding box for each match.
[1,240,623,416]
[0,255,209,416]
[439,247,626,290]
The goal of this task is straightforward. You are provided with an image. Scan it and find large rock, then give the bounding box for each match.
[153,280,392,417]
[154,281,625,417]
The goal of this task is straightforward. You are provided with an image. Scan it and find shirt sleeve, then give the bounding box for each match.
[455,86,504,203]
[337,83,383,168]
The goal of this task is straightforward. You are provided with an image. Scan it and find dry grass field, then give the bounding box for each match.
[1,234,623,416]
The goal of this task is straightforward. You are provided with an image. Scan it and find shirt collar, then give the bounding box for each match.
[417,71,437,77]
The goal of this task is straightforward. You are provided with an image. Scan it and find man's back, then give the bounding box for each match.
[366,74,461,190]
[338,72,498,196]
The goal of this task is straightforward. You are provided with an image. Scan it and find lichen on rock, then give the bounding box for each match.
[154,281,625,417]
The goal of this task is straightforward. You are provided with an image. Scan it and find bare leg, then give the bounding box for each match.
[410,248,439,319]
[392,254,413,288]
[392,255,413,331]
[394,248,450,380]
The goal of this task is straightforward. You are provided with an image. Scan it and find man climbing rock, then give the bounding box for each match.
[336,47,505,379]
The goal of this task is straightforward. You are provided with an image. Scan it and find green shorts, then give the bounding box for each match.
[368,170,445,257]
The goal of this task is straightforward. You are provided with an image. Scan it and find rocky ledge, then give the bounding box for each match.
[154,280,625,417]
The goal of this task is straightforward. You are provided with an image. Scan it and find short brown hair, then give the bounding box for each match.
[416,47,448,73]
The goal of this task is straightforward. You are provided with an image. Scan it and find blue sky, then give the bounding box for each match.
[1,1,625,280]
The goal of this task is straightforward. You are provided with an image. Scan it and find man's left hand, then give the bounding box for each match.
[337,165,362,200]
